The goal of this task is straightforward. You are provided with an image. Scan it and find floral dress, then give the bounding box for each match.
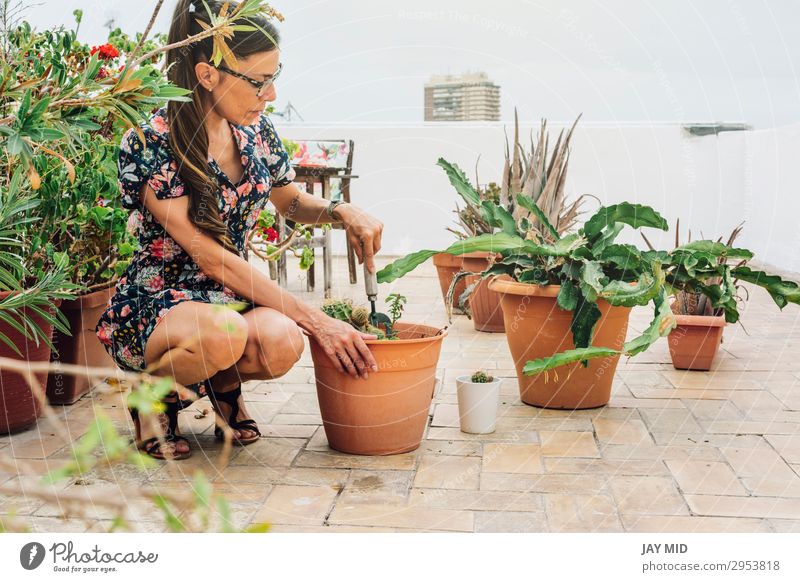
[95,106,295,397]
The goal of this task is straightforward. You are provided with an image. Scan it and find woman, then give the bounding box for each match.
[96,0,383,460]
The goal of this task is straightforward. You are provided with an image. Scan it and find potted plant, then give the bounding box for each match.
[643,221,745,371]
[439,113,590,333]
[1,9,195,412]
[0,171,74,434]
[456,370,502,434]
[308,294,447,455]
[378,169,800,409]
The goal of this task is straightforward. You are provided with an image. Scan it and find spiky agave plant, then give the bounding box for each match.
[377,161,800,376]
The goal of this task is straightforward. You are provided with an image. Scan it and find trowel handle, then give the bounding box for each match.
[364,261,378,297]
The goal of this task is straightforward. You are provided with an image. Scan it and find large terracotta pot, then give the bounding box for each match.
[47,284,116,405]
[309,322,446,455]
[668,314,725,371]
[461,252,505,333]
[0,293,59,435]
[488,279,631,409]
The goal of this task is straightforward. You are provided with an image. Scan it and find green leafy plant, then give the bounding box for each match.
[248,207,324,271]
[378,158,800,376]
[644,220,746,317]
[386,292,407,326]
[470,370,494,383]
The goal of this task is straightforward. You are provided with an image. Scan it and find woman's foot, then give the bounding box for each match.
[130,395,191,459]
[208,383,261,445]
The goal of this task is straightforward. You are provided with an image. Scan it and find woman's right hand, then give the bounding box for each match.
[304,310,378,379]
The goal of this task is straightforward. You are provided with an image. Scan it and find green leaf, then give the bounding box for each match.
[579,261,606,302]
[437,158,480,206]
[523,346,620,375]
[516,194,559,240]
[377,233,531,284]
[591,223,625,254]
[731,266,800,309]
[556,280,579,311]
[622,288,676,356]
[599,244,642,270]
[675,240,753,260]
[571,293,602,351]
[584,203,668,241]
[480,200,517,235]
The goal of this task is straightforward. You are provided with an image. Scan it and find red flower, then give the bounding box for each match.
[90,43,120,61]
[263,226,278,242]
[95,66,109,80]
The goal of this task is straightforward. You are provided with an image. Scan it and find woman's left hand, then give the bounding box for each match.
[337,204,383,273]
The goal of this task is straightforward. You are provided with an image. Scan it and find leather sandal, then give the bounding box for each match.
[129,397,192,460]
[208,383,261,446]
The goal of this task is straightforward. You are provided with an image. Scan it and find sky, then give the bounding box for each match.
[20,0,800,128]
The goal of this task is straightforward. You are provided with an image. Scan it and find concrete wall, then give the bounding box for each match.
[280,121,799,274]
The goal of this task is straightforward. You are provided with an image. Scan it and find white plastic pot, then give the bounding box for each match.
[456,375,502,434]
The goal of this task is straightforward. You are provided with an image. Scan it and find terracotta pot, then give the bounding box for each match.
[461,252,505,333]
[0,293,59,435]
[488,279,631,409]
[47,284,116,405]
[309,322,446,455]
[668,314,726,371]
[432,252,489,314]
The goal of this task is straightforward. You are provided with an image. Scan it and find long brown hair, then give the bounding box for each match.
[165,0,280,252]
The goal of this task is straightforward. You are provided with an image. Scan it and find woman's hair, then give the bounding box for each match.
[165,0,280,252]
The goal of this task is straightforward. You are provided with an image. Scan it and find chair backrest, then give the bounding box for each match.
[283,139,351,170]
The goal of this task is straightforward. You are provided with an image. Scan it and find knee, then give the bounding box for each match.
[198,308,249,372]
[253,318,304,379]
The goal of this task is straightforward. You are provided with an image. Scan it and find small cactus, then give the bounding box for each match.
[470,370,494,383]
[350,306,370,328]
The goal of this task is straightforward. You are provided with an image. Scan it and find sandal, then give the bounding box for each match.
[208,383,261,446]
[129,396,192,460]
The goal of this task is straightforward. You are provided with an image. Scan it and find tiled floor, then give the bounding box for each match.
[3,255,800,533]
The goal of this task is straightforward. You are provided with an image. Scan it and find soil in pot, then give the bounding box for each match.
[489,279,631,410]
[309,322,446,455]
[0,294,59,434]
[461,252,505,333]
[47,284,116,405]
[668,314,726,371]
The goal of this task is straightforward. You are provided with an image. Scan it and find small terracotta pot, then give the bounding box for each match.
[432,252,489,314]
[668,314,726,371]
[47,284,116,405]
[309,322,446,455]
[0,293,59,435]
[461,252,505,333]
[488,279,631,410]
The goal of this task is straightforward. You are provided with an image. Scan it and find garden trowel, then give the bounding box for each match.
[364,261,392,333]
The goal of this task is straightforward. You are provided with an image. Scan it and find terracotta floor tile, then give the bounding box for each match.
[685,495,800,520]
[539,431,600,457]
[544,493,622,532]
[327,502,473,532]
[592,418,652,445]
[413,454,480,489]
[253,484,339,525]
[609,476,689,516]
[665,459,747,495]
[482,443,544,474]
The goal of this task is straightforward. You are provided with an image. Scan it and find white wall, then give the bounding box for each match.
[280,121,799,274]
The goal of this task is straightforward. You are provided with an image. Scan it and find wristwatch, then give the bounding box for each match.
[326,199,347,220]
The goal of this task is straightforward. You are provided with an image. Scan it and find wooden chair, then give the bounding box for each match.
[275,139,358,296]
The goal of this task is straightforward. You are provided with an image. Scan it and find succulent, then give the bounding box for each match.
[321,298,353,322]
[470,370,494,383]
